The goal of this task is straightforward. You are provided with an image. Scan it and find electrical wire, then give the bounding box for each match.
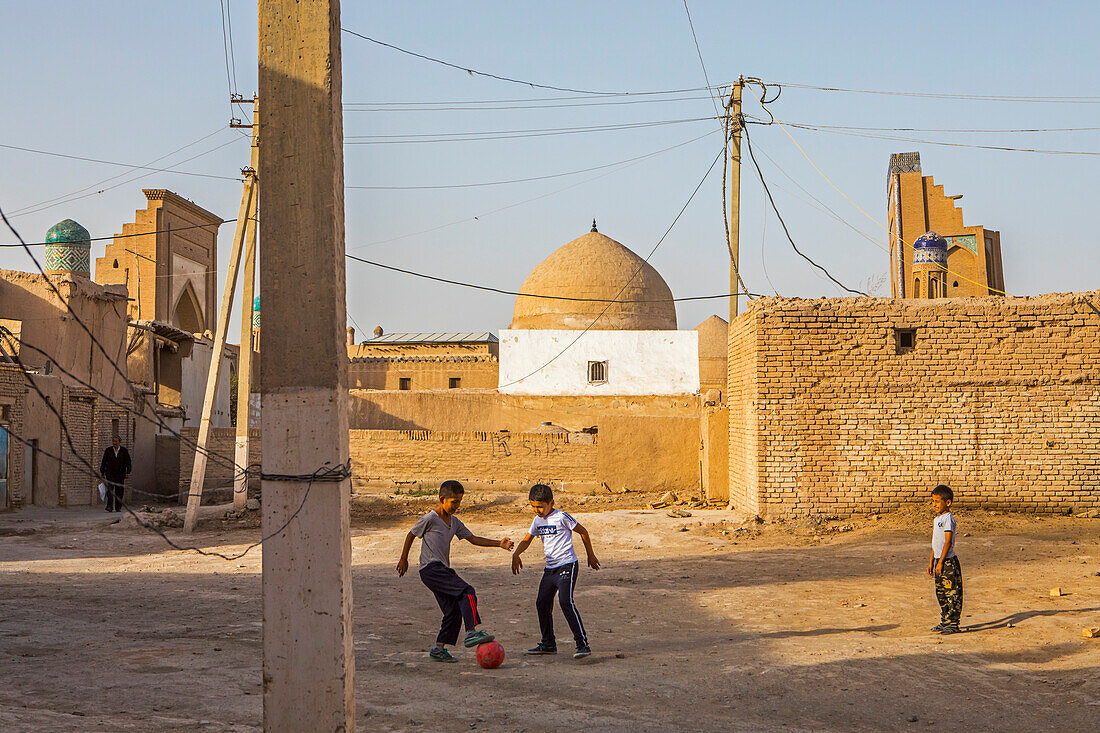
[762,79,1100,103]
[779,122,1100,134]
[342,27,729,96]
[5,128,230,217]
[0,141,243,183]
[346,252,762,302]
[343,116,718,144]
[343,94,717,112]
[1,220,231,248]
[742,124,867,296]
[348,129,719,250]
[772,122,1100,156]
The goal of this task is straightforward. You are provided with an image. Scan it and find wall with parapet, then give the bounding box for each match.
[728,294,1100,517]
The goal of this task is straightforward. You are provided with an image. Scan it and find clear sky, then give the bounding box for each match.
[2,1,1097,341]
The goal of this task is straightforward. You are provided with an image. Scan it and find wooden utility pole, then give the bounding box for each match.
[259,0,355,729]
[234,102,259,511]
[182,166,254,533]
[727,78,744,321]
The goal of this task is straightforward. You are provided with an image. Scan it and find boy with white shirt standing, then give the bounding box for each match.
[927,484,963,635]
[512,484,601,659]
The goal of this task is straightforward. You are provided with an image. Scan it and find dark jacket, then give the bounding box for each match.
[100,446,132,485]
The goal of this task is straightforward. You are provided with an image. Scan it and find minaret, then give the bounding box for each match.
[912,231,948,298]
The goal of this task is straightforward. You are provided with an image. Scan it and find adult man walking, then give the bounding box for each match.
[100,435,131,512]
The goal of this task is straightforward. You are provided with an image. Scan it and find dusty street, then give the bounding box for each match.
[0,497,1097,732]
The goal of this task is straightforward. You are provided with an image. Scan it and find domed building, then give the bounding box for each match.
[510,224,677,331]
[499,223,700,396]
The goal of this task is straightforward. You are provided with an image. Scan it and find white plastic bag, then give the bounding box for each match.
[98,483,107,502]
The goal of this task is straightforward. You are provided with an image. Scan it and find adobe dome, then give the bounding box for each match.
[511,226,677,330]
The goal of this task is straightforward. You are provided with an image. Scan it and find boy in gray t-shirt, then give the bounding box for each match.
[397,480,514,662]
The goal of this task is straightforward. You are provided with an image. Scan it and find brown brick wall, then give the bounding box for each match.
[178,427,262,503]
[0,364,27,508]
[729,294,1100,517]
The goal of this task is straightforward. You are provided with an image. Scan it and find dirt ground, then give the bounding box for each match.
[0,493,1097,732]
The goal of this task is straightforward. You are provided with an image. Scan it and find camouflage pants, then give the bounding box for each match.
[934,556,963,626]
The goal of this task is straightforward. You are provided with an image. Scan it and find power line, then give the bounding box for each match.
[343,116,718,144]
[343,94,717,112]
[346,252,763,302]
[0,141,244,182]
[682,0,723,125]
[780,121,1100,134]
[344,90,719,106]
[764,79,1100,103]
[348,129,718,250]
[742,124,867,296]
[218,0,235,119]
[770,122,1100,156]
[6,128,230,217]
[1,220,230,248]
[342,27,728,96]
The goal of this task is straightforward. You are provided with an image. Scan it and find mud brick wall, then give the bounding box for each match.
[0,364,27,507]
[179,427,262,503]
[729,294,1100,517]
[350,429,598,492]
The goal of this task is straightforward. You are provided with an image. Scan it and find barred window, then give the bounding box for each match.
[587,360,607,384]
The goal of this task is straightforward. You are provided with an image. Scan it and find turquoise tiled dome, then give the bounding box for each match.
[45,219,91,275]
[252,295,261,327]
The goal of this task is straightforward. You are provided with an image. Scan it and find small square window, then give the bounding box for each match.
[895,328,916,353]
[448,377,461,389]
[587,360,607,384]
[398,377,411,391]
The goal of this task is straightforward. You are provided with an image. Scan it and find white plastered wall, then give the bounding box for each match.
[498,329,699,396]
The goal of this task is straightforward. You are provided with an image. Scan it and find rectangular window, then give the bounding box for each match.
[399,377,411,391]
[895,328,916,353]
[111,418,120,438]
[588,360,607,384]
[449,377,461,389]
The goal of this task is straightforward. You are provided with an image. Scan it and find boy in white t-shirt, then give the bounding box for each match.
[511,484,601,659]
[927,484,963,635]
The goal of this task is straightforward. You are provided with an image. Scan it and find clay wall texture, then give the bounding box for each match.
[348,357,498,391]
[350,430,597,493]
[348,389,698,433]
[728,294,1100,517]
[178,427,262,502]
[595,416,699,493]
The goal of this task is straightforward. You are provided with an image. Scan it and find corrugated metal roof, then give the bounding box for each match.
[364,332,497,344]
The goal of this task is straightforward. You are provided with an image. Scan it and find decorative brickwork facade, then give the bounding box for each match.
[729,294,1100,517]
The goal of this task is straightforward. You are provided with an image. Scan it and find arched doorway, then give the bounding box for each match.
[173,283,204,334]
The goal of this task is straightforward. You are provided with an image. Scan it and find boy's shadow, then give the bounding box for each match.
[964,606,1100,633]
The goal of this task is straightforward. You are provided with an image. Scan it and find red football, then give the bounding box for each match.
[476,641,505,669]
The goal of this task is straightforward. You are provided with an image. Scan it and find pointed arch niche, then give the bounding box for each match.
[172,282,205,334]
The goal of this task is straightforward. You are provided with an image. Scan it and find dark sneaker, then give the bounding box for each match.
[525,644,557,655]
[463,630,494,648]
[429,646,456,662]
[939,625,962,635]
[573,645,591,659]
[930,623,946,632]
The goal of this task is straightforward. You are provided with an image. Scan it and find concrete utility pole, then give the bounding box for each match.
[726,78,744,321]
[234,102,260,511]
[183,166,255,533]
[258,1,355,729]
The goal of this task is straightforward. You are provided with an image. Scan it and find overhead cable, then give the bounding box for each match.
[342,27,729,96]
[742,124,868,296]
[763,79,1100,103]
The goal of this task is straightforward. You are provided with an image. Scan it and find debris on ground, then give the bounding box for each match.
[667,509,692,518]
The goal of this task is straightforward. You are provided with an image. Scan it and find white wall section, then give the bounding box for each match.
[498,330,699,396]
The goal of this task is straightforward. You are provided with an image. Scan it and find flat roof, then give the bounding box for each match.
[364,332,497,344]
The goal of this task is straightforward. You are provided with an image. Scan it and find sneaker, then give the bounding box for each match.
[463,630,494,648]
[939,625,962,635]
[525,644,557,655]
[930,623,946,632]
[429,646,456,662]
[573,645,591,659]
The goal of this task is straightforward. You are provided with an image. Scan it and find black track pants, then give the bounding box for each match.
[536,561,588,648]
[419,562,481,646]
